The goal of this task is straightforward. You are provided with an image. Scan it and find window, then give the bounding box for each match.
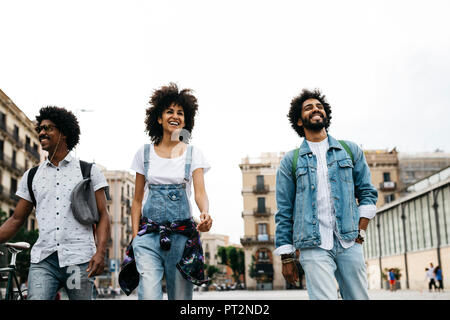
[256,175,265,191]
[0,140,3,160]
[10,178,17,195]
[26,135,31,146]
[0,112,6,128]
[383,172,391,182]
[384,194,395,204]
[257,197,266,213]
[258,223,268,235]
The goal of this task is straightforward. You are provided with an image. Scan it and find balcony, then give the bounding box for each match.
[0,185,20,205]
[0,122,24,148]
[240,235,274,246]
[0,154,25,177]
[253,184,270,194]
[253,207,271,217]
[25,144,40,161]
[379,181,396,191]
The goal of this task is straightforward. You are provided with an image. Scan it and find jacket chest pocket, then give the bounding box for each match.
[295,167,308,191]
[337,159,354,183]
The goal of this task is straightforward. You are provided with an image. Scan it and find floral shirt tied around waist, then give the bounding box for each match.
[119,217,209,295]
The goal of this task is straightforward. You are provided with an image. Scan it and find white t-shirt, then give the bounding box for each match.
[130,144,210,215]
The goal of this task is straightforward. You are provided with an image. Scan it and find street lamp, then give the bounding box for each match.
[401,203,410,289]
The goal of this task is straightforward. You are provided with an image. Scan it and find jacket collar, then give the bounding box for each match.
[298,134,343,156]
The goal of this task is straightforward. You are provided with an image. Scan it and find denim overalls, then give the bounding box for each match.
[132,144,194,300]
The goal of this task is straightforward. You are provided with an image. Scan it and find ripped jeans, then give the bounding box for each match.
[27,252,94,300]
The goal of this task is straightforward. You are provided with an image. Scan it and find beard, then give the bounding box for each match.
[301,113,328,131]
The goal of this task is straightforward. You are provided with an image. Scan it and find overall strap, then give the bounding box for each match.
[144,144,151,182]
[184,145,193,182]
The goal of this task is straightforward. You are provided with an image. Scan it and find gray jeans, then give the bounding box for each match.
[27,252,94,300]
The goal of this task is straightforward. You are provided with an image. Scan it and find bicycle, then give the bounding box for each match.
[0,242,30,300]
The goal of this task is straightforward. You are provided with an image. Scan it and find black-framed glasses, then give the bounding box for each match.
[35,124,56,133]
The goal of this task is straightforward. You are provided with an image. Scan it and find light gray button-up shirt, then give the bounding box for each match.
[16,153,108,267]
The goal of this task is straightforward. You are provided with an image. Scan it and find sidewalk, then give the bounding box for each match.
[112,289,450,300]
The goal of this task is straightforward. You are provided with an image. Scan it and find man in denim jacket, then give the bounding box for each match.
[274,89,378,300]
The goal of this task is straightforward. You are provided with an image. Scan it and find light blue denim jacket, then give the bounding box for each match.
[275,135,378,250]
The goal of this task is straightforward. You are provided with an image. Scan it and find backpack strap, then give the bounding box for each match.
[27,166,39,208]
[79,160,93,179]
[291,148,299,180]
[338,140,354,164]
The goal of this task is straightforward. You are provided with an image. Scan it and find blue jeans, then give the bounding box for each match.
[299,236,369,300]
[133,233,193,300]
[27,252,94,300]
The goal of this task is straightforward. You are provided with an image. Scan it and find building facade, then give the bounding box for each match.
[0,89,42,230]
[365,148,401,207]
[200,232,235,286]
[364,172,450,290]
[239,152,286,290]
[100,169,134,289]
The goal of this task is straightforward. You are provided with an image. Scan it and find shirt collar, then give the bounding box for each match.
[45,152,74,167]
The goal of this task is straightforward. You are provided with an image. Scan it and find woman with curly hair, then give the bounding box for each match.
[129,83,212,300]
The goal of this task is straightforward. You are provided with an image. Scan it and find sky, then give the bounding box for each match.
[1,0,449,244]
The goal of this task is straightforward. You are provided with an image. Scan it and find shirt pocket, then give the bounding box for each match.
[337,159,354,183]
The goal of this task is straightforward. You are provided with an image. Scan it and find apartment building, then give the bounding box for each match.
[239,152,286,290]
[364,148,401,207]
[99,169,134,289]
[0,89,42,230]
[200,232,235,285]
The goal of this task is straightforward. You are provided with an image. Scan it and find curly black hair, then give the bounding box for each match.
[36,106,80,151]
[287,88,332,137]
[145,83,198,144]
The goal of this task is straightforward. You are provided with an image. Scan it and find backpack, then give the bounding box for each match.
[27,160,99,225]
[291,140,355,179]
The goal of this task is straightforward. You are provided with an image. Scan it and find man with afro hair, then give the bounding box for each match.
[0,106,111,300]
[274,89,378,300]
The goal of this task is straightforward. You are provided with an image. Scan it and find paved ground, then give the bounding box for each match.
[104,289,450,300]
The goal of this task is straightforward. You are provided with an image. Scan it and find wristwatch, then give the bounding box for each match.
[357,229,366,242]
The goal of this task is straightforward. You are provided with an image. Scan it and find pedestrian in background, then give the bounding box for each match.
[434,265,444,292]
[388,268,396,292]
[426,265,437,292]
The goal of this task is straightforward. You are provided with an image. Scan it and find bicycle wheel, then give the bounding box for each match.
[13,289,27,300]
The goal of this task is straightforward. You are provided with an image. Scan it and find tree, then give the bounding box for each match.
[217,246,245,284]
[0,209,39,283]
[204,264,220,280]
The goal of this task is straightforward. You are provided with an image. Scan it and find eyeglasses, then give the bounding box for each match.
[35,124,57,133]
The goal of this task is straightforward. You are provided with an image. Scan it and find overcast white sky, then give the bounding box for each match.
[1,0,449,244]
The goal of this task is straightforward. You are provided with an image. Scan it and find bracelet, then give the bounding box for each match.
[281,258,295,264]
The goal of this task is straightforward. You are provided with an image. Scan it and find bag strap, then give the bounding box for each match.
[79,160,93,179]
[338,140,354,164]
[27,166,39,208]
[291,148,299,180]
